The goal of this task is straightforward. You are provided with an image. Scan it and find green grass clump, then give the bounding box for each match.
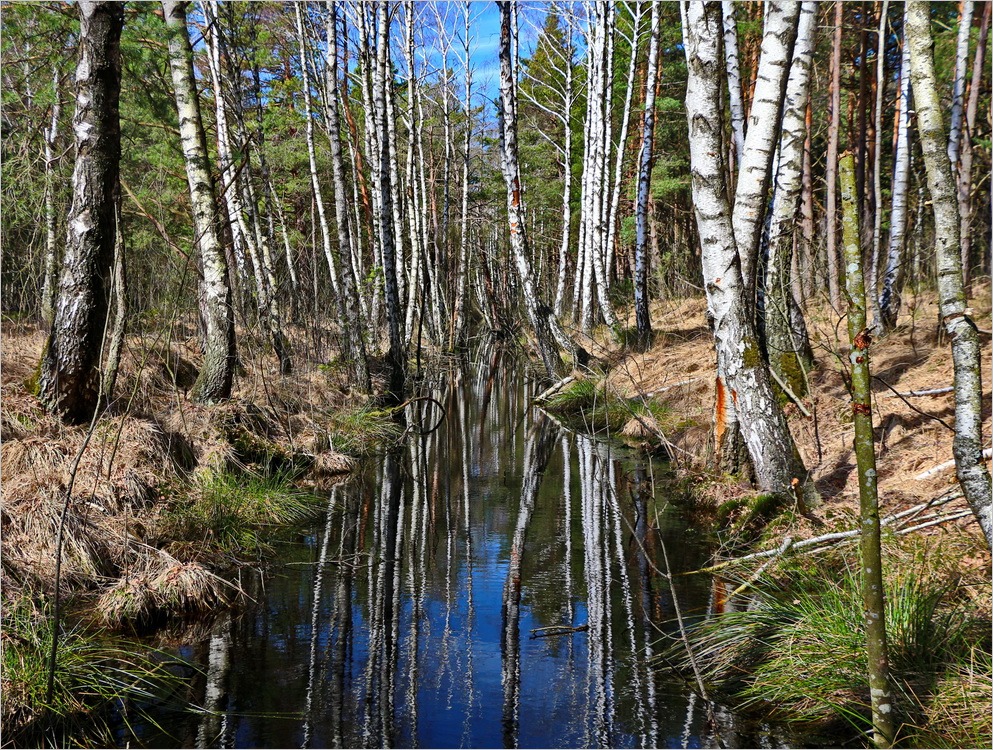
[544,378,673,445]
[324,406,402,456]
[161,469,324,560]
[665,556,989,739]
[1,596,191,747]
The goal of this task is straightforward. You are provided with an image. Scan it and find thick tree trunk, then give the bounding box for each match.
[839,151,896,750]
[163,0,235,403]
[634,2,661,347]
[907,0,992,549]
[878,20,913,331]
[39,1,124,423]
[682,0,808,497]
[762,1,816,396]
[497,0,584,377]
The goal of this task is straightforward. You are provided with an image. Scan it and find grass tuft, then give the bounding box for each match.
[159,469,325,560]
[665,554,990,739]
[1,595,194,747]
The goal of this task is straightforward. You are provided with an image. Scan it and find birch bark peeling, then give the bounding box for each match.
[907,0,993,549]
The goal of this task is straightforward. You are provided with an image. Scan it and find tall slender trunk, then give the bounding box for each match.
[163,0,235,404]
[554,20,575,318]
[762,1,816,396]
[372,0,406,402]
[947,0,974,176]
[634,2,661,347]
[324,1,370,391]
[682,0,808,497]
[825,1,844,309]
[449,0,473,351]
[497,0,585,377]
[958,1,989,290]
[878,22,912,331]
[839,151,895,750]
[40,69,61,327]
[868,0,890,327]
[907,0,992,549]
[39,1,124,422]
[723,0,746,172]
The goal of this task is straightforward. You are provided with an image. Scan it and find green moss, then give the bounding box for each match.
[741,337,764,370]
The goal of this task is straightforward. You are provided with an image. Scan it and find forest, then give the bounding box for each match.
[1,1,991,748]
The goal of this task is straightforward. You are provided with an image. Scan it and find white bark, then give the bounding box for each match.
[634,2,661,344]
[732,0,800,295]
[163,0,234,403]
[879,19,912,331]
[947,0,974,175]
[907,0,992,549]
[868,0,890,328]
[40,68,61,326]
[682,0,807,495]
[722,0,745,170]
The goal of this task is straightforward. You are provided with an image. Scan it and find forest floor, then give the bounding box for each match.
[596,284,992,563]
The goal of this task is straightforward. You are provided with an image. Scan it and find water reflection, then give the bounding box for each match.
[138,349,794,749]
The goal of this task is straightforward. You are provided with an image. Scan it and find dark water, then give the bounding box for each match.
[135,350,799,749]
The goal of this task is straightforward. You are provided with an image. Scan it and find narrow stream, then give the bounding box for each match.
[132,349,798,749]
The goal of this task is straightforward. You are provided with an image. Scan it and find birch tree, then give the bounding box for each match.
[878,19,912,331]
[323,1,370,391]
[39,0,124,423]
[907,0,992,549]
[39,69,61,327]
[162,0,236,403]
[497,0,585,377]
[762,1,816,395]
[633,2,661,347]
[824,2,844,309]
[682,0,808,497]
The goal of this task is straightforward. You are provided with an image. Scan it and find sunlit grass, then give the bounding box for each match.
[663,555,990,742]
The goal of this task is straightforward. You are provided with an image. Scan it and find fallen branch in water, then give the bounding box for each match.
[530,624,588,639]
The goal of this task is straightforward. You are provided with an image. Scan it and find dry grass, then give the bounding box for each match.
[0,319,360,613]
[608,284,993,553]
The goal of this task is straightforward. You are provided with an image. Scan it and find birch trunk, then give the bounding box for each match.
[682,0,808,497]
[554,18,575,318]
[39,0,124,423]
[497,0,585,377]
[733,0,800,297]
[878,24,912,331]
[825,1,844,309]
[958,1,990,289]
[947,0,974,176]
[40,69,61,327]
[372,0,406,402]
[868,0,890,328]
[162,0,235,404]
[325,1,370,391]
[762,1,816,396]
[907,0,992,549]
[634,2,661,347]
[722,0,746,171]
[839,151,895,750]
[449,0,473,351]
